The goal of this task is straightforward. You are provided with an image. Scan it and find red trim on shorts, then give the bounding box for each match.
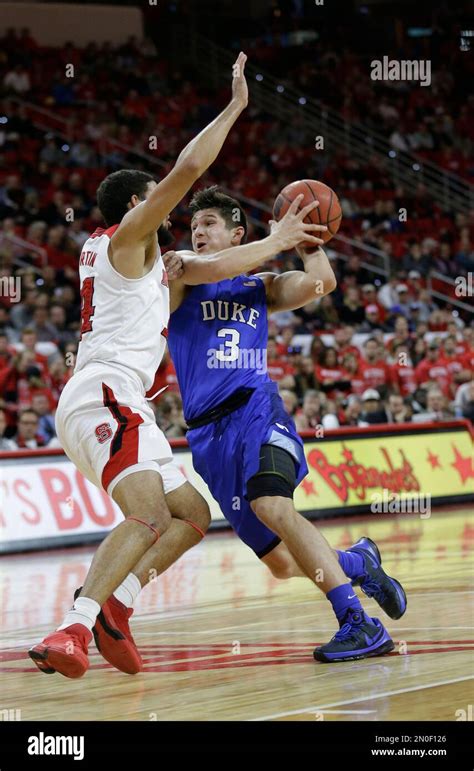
[101,383,144,492]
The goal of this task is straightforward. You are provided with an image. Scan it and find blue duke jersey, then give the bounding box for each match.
[168,275,271,421]
[167,273,309,558]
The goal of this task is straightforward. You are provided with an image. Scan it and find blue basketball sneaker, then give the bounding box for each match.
[314,608,394,663]
[348,536,407,620]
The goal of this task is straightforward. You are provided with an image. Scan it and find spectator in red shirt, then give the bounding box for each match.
[276,326,294,358]
[14,328,49,377]
[360,338,391,393]
[334,325,361,364]
[461,346,474,372]
[315,347,348,399]
[386,315,414,354]
[267,337,295,387]
[341,352,365,395]
[0,331,14,369]
[48,357,72,403]
[440,334,472,395]
[415,341,450,396]
[390,342,417,396]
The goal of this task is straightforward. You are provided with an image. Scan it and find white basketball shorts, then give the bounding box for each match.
[55,362,186,497]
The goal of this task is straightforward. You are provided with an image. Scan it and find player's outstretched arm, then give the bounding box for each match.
[175,195,327,286]
[258,244,337,313]
[110,53,248,278]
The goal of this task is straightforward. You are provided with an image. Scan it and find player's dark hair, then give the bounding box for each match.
[189,185,247,240]
[96,170,155,227]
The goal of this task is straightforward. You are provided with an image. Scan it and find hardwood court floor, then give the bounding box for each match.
[1,507,473,721]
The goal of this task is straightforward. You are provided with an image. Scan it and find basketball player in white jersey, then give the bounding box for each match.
[27,54,254,678]
[28,54,328,678]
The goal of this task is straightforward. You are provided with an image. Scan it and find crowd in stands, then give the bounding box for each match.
[0,27,472,449]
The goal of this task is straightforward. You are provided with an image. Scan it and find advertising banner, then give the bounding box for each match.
[0,422,472,553]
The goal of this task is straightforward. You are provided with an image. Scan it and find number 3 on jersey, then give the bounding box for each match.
[80,277,96,339]
[216,328,240,362]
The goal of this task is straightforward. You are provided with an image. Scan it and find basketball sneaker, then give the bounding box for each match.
[74,587,143,675]
[28,624,91,678]
[314,608,394,663]
[347,536,407,620]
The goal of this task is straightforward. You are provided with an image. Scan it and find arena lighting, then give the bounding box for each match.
[276,85,285,93]
[0,116,7,124]
[61,144,70,152]
[412,163,421,171]
[408,27,432,38]
[388,150,397,158]
[298,97,307,105]
[255,74,263,81]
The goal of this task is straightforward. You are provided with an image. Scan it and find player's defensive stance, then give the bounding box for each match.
[90,187,407,669]
[28,55,257,678]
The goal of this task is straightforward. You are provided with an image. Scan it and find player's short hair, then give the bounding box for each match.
[96,169,155,226]
[189,185,247,240]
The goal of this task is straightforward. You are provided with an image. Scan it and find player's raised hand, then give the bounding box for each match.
[231,52,248,110]
[269,194,328,251]
[163,250,184,280]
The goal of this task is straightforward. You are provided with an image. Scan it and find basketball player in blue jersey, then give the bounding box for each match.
[93,187,407,666]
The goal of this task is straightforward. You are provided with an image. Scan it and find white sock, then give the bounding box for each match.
[113,573,142,608]
[57,596,100,632]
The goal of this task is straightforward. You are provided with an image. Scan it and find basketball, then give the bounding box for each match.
[273,179,342,247]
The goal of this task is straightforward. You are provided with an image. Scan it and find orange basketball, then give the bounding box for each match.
[273,179,342,247]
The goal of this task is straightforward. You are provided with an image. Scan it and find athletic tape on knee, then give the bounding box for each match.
[127,517,160,542]
[183,518,206,539]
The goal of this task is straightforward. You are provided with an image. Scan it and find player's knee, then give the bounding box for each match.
[130,506,171,535]
[251,496,294,533]
[188,498,211,535]
[267,557,294,580]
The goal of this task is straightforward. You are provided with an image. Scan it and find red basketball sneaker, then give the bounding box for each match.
[28,624,91,678]
[74,588,143,674]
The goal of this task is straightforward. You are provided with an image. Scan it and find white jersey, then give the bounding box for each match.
[75,225,169,393]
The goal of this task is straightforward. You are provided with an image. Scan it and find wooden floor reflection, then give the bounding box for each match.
[1,507,473,721]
